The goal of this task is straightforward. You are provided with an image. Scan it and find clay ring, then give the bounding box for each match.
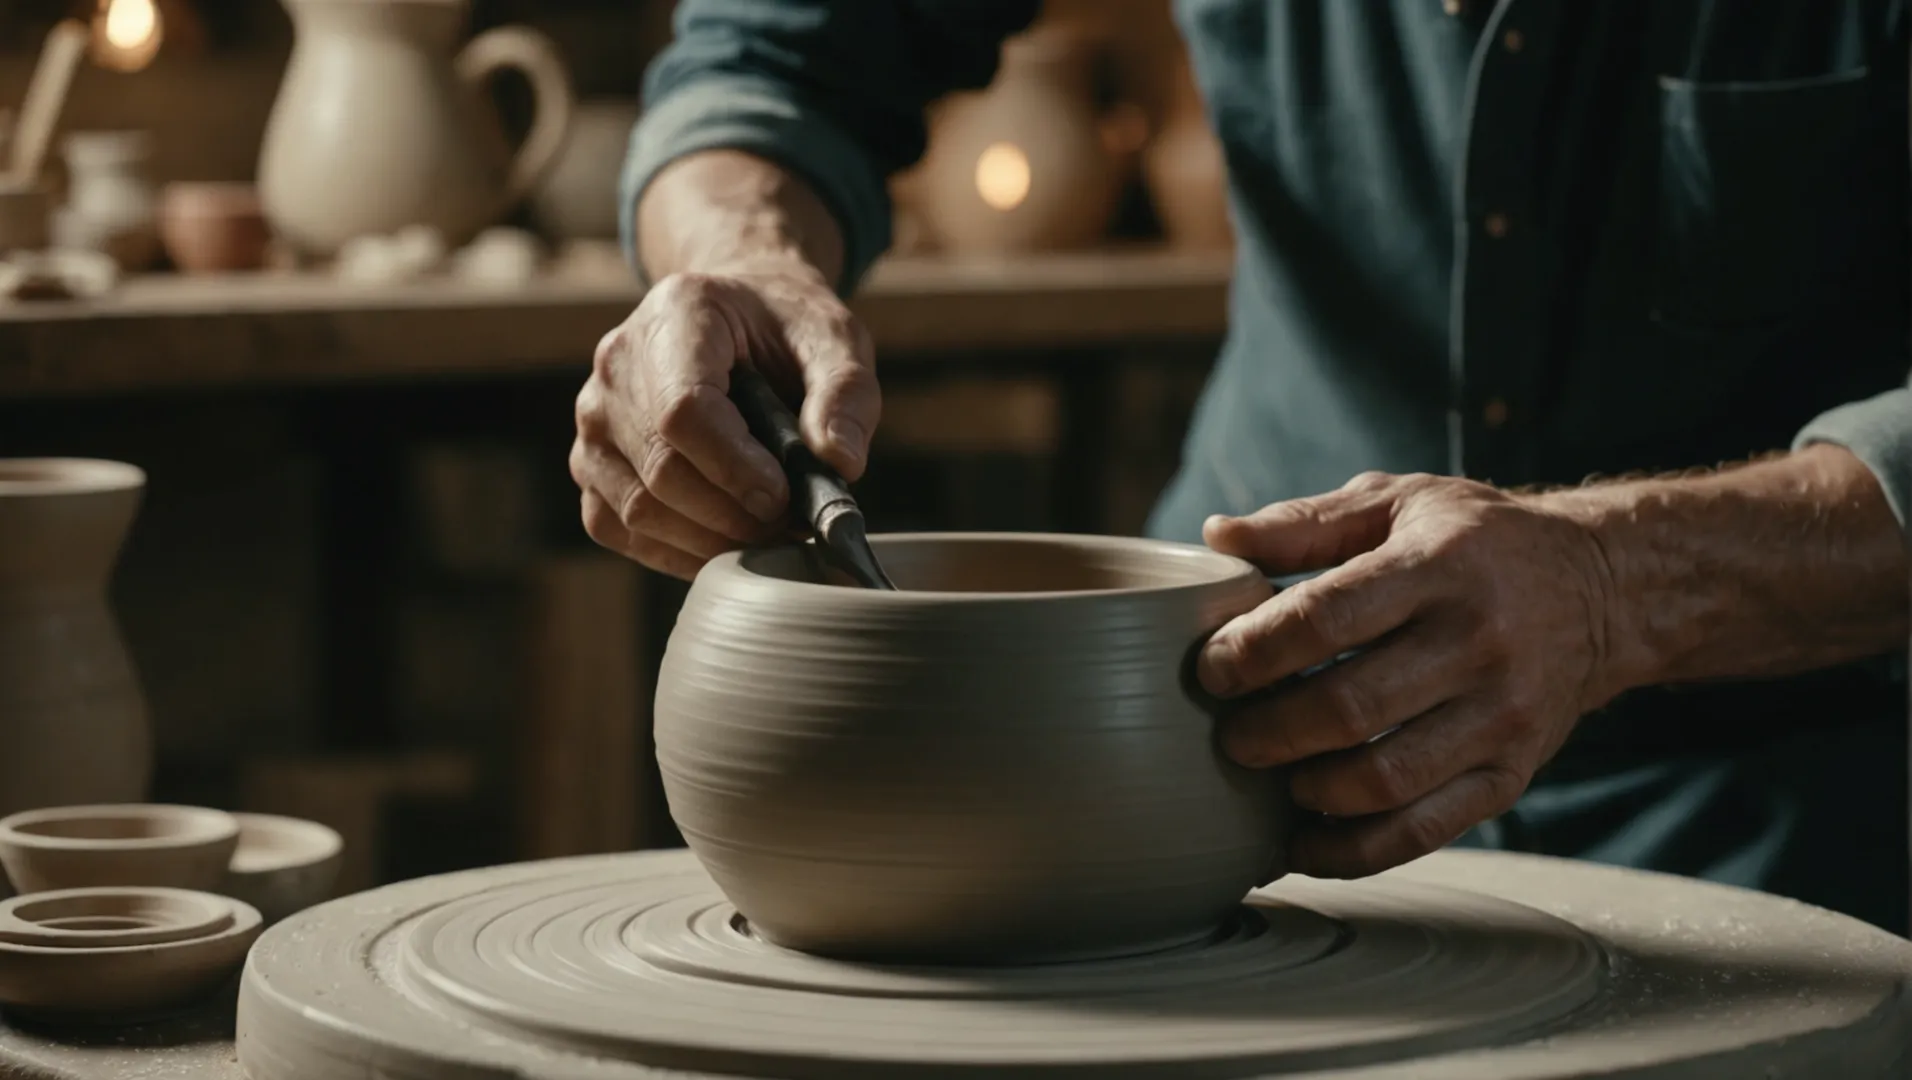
[0,887,235,949]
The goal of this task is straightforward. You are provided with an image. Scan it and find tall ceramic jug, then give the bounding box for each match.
[0,460,151,820]
[258,0,574,256]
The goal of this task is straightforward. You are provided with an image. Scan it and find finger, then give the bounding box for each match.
[1218,622,1476,768]
[1288,763,1528,879]
[1199,547,1434,697]
[1286,697,1504,816]
[625,430,778,544]
[790,308,881,480]
[623,289,789,523]
[1202,475,1398,575]
[579,489,707,580]
[574,446,738,562]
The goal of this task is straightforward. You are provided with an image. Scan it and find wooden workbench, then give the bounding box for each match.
[0,248,1232,399]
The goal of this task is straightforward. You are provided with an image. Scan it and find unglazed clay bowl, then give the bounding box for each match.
[0,804,240,894]
[224,812,343,924]
[0,886,261,1019]
[654,532,1287,964]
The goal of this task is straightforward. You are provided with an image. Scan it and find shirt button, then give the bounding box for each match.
[1503,29,1525,52]
[1483,398,1510,429]
[1483,212,1510,238]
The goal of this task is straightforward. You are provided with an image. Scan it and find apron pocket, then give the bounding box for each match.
[1652,68,1870,335]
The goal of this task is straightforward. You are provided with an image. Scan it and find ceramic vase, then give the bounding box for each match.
[0,460,152,822]
[654,532,1289,965]
[913,28,1130,254]
[532,98,640,242]
[1144,62,1233,252]
[52,131,161,271]
[258,0,575,256]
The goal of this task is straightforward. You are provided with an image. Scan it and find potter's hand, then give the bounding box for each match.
[1195,472,1624,879]
[572,266,879,579]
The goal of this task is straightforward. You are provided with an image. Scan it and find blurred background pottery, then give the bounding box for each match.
[0,461,151,822]
[52,130,162,271]
[258,0,576,255]
[655,533,1287,965]
[914,27,1134,254]
[531,97,640,242]
[0,186,50,254]
[1144,57,1232,252]
[0,804,238,893]
[223,812,343,924]
[158,182,271,273]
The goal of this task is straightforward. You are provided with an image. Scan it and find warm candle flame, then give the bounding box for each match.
[974,142,1031,212]
[92,0,163,72]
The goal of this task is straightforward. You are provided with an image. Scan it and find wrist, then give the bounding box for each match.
[1525,483,1668,708]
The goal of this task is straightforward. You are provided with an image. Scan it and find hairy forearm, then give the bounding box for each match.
[636,150,846,284]
[1534,444,1910,696]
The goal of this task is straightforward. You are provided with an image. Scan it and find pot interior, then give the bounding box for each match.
[6,807,226,845]
[739,534,1245,596]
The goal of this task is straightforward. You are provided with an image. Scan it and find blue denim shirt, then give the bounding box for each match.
[624,0,1910,930]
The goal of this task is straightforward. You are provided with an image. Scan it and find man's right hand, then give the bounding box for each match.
[571,265,879,580]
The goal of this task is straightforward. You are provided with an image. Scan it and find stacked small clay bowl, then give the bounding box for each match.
[655,532,1291,964]
[0,803,341,1021]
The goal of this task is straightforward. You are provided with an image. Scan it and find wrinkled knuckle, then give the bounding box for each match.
[566,441,591,487]
[634,433,677,489]
[1345,470,1391,492]
[1402,813,1452,860]
[1480,765,1530,814]
[649,271,719,311]
[1290,588,1349,652]
[581,496,623,547]
[1322,678,1377,743]
[591,327,630,374]
[1473,604,1519,652]
[1362,752,1417,809]
[652,383,716,446]
[618,483,665,530]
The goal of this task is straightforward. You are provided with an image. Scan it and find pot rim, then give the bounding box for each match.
[0,459,145,497]
[0,804,239,853]
[716,530,1262,603]
[228,813,345,876]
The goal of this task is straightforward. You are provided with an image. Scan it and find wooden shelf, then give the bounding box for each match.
[0,248,1231,399]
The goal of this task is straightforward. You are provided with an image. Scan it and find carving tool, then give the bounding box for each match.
[727,365,897,590]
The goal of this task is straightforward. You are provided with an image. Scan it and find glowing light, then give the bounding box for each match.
[92,0,163,73]
[105,0,156,49]
[974,142,1031,212]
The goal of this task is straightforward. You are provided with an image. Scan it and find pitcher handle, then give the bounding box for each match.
[456,25,576,208]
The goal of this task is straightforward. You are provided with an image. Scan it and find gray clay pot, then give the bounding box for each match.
[654,532,1290,965]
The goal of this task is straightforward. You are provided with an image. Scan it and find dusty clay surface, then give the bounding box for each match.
[213,848,1912,1079]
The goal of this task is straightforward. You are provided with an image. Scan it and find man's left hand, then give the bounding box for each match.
[1197,471,1631,880]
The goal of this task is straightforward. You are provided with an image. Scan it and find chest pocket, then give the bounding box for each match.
[1652,68,1871,334]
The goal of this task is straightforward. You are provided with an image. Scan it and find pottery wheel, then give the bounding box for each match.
[235,849,1912,1080]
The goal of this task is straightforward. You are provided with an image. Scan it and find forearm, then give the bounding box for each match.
[1535,444,1909,697]
[635,149,846,285]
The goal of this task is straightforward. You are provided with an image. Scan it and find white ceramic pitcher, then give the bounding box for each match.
[258,0,573,256]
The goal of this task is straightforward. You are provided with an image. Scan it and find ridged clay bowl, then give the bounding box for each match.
[654,532,1289,964]
[0,804,239,894]
[0,886,262,1019]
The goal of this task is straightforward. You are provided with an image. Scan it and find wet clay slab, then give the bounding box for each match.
[231,848,1912,1079]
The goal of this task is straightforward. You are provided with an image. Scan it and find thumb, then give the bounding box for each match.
[794,314,881,481]
[1203,480,1398,575]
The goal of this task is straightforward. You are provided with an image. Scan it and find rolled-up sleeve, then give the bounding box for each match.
[1794,382,1912,529]
[620,0,1040,294]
